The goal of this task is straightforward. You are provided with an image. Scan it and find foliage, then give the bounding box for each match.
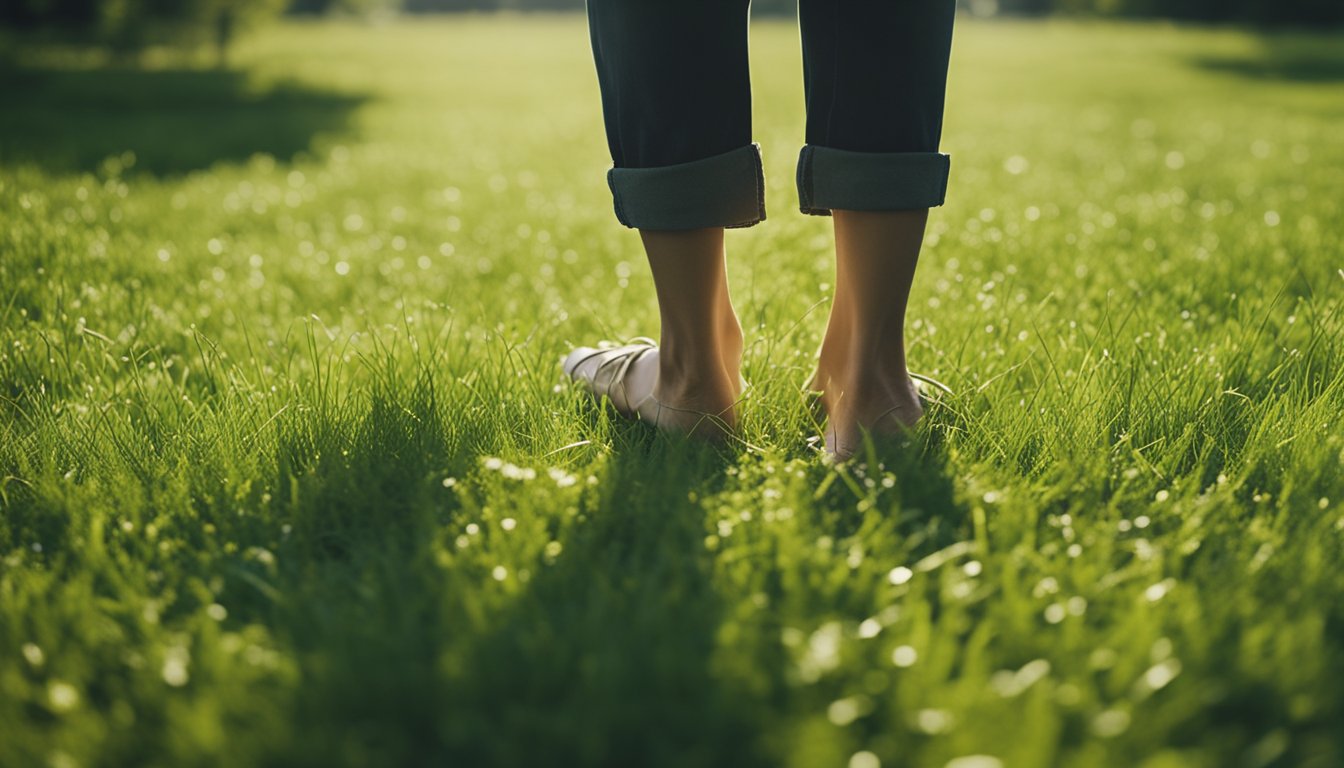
[988,0,1344,25]
[0,0,286,62]
[2,17,1343,768]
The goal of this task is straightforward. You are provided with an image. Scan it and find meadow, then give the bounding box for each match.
[2,15,1343,768]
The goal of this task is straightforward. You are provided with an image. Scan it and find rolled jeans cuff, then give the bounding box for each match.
[796,145,950,215]
[606,143,766,230]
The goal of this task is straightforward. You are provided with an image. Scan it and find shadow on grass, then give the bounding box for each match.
[437,438,770,767]
[257,387,768,766]
[0,65,365,175]
[247,379,969,767]
[818,426,971,559]
[1188,36,1344,82]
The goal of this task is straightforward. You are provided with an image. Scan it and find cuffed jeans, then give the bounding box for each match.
[586,0,955,230]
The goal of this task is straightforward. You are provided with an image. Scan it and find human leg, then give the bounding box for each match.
[797,0,956,456]
[567,0,758,437]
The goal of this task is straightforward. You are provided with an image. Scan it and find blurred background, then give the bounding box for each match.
[4,0,1344,765]
[2,0,1342,68]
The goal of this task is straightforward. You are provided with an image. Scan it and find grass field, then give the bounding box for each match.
[3,15,1344,768]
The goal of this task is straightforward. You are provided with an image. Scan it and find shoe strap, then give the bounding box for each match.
[591,341,656,405]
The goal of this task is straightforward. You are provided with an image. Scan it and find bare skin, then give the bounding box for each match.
[809,209,929,457]
[565,227,743,438]
[568,209,929,455]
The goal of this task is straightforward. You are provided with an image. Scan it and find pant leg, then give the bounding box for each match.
[796,0,956,215]
[587,0,764,230]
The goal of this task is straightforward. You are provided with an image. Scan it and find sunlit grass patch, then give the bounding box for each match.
[2,16,1343,768]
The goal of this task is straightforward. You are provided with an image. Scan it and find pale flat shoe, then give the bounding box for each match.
[562,337,659,416]
[563,338,743,437]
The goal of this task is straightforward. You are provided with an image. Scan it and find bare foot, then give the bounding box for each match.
[812,367,926,460]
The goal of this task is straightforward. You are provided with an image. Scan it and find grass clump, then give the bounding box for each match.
[2,17,1343,768]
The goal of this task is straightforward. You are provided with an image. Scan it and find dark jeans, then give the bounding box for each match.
[586,0,956,230]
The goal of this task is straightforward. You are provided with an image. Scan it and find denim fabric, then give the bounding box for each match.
[586,0,955,228]
[797,0,956,215]
[798,147,951,214]
[608,144,766,230]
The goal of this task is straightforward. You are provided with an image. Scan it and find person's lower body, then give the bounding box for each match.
[564,0,956,456]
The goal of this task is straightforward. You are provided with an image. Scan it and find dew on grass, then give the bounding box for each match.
[48,681,80,712]
[245,547,275,567]
[891,645,918,668]
[797,622,844,682]
[828,696,867,726]
[502,464,535,481]
[23,643,45,666]
[1137,658,1181,695]
[857,618,882,639]
[547,467,577,487]
[1032,577,1059,598]
[915,709,954,734]
[162,648,190,687]
[1133,538,1156,560]
[990,658,1051,697]
[1092,708,1131,737]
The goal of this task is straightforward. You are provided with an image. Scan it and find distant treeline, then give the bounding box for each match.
[3,0,1340,54]
[385,0,1344,25]
[972,0,1344,25]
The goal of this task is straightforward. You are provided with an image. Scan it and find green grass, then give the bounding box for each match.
[3,16,1344,768]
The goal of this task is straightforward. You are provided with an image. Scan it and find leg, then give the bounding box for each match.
[798,0,956,457]
[644,229,744,431]
[566,0,757,438]
[812,210,928,454]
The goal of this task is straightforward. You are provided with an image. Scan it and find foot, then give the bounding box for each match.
[563,340,740,439]
[811,367,936,460]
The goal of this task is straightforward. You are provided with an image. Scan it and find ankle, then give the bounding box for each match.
[653,363,737,411]
[819,366,918,411]
[659,316,742,369]
[719,313,743,350]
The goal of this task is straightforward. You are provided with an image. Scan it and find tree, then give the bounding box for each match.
[1,0,287,64]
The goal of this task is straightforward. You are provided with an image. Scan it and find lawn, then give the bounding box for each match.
[2,15,1343,768]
